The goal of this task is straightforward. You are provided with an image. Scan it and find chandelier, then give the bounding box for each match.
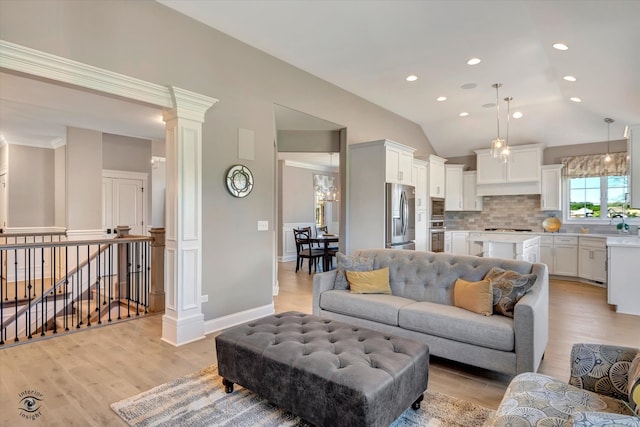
[489,83,511,162]
[315,154,339,202]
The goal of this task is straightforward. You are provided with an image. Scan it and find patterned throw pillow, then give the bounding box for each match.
[484,266,537,317]
[629,353,640,415]
[334,253,374,290]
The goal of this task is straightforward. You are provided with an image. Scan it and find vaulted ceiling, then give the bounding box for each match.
[157,0,640,157]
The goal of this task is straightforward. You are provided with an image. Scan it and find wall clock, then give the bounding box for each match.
[225,164,254,198]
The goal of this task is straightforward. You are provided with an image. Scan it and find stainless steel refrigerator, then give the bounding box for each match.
[385,183,415,250]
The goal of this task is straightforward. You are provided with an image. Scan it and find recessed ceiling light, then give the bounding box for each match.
[553,43,569,51]
[459,112,469,117]
[467,58,481,65]
[406,75,418,82]
[513,111,523,119]
[570,97,582,103]
[436,96,447,102]
[563,75,577,82]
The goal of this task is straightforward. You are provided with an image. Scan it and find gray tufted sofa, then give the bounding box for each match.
[313,248,549,376]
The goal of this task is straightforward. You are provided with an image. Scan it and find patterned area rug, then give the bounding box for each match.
[111,365,495,426]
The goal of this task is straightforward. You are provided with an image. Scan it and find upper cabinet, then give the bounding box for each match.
[475,143,543,196]
[445,164,464,211]
[540,165,563,211]
[385,142,415,185]
[428,154,446,198]
[413,159,428,210]
[462,171,483,211]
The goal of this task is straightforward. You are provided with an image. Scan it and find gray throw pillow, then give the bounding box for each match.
[484,266,537,317]
[334,253,374,290]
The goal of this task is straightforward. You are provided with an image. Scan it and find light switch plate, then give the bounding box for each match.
[258,220,268,231]
[201,294,208,303]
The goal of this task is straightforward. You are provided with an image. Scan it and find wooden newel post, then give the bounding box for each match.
[116,226,131,300]
[149,228,165,313]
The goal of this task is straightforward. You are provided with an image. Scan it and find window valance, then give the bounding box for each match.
[561,152,628,178]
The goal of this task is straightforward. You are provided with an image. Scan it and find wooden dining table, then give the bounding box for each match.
[311,234,339,272]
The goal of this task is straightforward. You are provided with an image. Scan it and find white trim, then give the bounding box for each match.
[203,304,275,335]
[102,169,149,181]
[66,229,104,240]
[283,159,334,172]
[0,40,173,109]
[0,226,66,234]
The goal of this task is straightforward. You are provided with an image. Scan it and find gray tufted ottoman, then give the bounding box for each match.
[215,311,429,427]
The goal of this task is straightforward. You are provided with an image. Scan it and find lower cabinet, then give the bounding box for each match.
[415,210,428,251]
[538,235,578,276]
[444,231,470,255]
[578,237,607,284]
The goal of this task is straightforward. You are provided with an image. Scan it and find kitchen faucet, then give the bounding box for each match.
[609,193,629,233]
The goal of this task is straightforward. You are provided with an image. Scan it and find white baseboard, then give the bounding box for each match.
[204,304,275,335]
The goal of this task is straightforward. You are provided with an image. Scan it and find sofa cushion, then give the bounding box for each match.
[398,301,514,351]
[453,278,493,316]
[346,268,391,294]
[334,253,374,290]
[484,266,537,317]
[319,290,414,326]
[493,372,633,427]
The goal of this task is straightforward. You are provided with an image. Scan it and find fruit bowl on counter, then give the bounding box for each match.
[542,217,561,233]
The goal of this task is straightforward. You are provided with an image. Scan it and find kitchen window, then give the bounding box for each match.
[562,152,638,223]
[567,175,629,219]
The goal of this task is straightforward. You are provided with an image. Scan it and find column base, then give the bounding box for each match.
[161,312,205,346]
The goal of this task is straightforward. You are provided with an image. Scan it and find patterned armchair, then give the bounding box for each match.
[491,343,640,426]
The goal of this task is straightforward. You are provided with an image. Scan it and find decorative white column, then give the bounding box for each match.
[162,87,218,346]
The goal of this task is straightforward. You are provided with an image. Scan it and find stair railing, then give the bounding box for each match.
[0,230,162,347]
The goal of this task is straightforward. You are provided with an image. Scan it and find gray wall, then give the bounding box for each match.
[0,0,434,320]
[103,133,152,173]
[66,127,102,231]
[8,145,54,227]
[54,146,66,227]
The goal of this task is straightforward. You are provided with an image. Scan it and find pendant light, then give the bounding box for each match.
[604,117,614,162]
[490,83,505,158]
[501,96,513,163]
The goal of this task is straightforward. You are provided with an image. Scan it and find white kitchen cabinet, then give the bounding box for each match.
[578,237,607,284]
[475,144,543,196]
[348,139,416,252]
[451,231,469,255]
[540,165,563,211]
[462,171,483,211]
[607,237,640,315]
[539,236,554,272]
[553,236,579,276]
[415,210,428,251]
[428,154,446,198]
[467,232,484,256]
[412,159,428,210]
[445,165,464,211]
[386,143,414,184]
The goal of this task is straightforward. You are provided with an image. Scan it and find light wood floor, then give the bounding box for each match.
[1,261,639,426]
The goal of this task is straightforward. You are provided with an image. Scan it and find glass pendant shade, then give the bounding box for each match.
[604,117,614,163]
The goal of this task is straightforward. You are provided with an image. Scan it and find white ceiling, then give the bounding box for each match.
[157,0,640,158]
[0,72,166,146]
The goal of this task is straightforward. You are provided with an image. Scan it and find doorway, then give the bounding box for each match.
[102,170,147,236]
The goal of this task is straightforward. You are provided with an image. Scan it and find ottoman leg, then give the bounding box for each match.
[411,394,424,410]
[222,378,234,394]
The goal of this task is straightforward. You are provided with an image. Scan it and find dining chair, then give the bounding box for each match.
[293,227,324,274]
[315,225,338,270]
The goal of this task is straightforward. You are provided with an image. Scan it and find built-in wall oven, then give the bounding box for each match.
[429,198,445,252]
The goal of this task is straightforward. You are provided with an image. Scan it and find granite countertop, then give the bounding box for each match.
[606,236,640,248]
[451,230,623,239]
[471,233,540,243]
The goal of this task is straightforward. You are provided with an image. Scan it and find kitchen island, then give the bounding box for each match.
[470,233,540,263]
[606,235,640,316]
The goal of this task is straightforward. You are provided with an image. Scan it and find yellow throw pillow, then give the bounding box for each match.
[453,279,494,316]
[346,268,391,294]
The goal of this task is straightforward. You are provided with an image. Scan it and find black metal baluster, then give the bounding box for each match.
[64,246,69,332]
[96,245,102,325]
[76,246,81,328]
[13,248,19,342]
[0,248,4,345]
[86,245,91,327]
[52,246,57,334]
[126,242,131,318]
[40,247,46,336]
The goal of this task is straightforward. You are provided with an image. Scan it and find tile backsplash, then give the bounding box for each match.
[445,195,561,232]
[445,194,639,235]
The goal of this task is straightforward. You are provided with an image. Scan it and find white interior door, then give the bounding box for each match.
[103,171,147,236]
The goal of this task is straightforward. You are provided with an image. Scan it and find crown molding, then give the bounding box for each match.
[0,40,173,109]
[163,86,219,123]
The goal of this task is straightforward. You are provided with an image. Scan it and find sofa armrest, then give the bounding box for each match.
[513,262,549,374]
[568,343,639,401]
[312,270,338,316]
